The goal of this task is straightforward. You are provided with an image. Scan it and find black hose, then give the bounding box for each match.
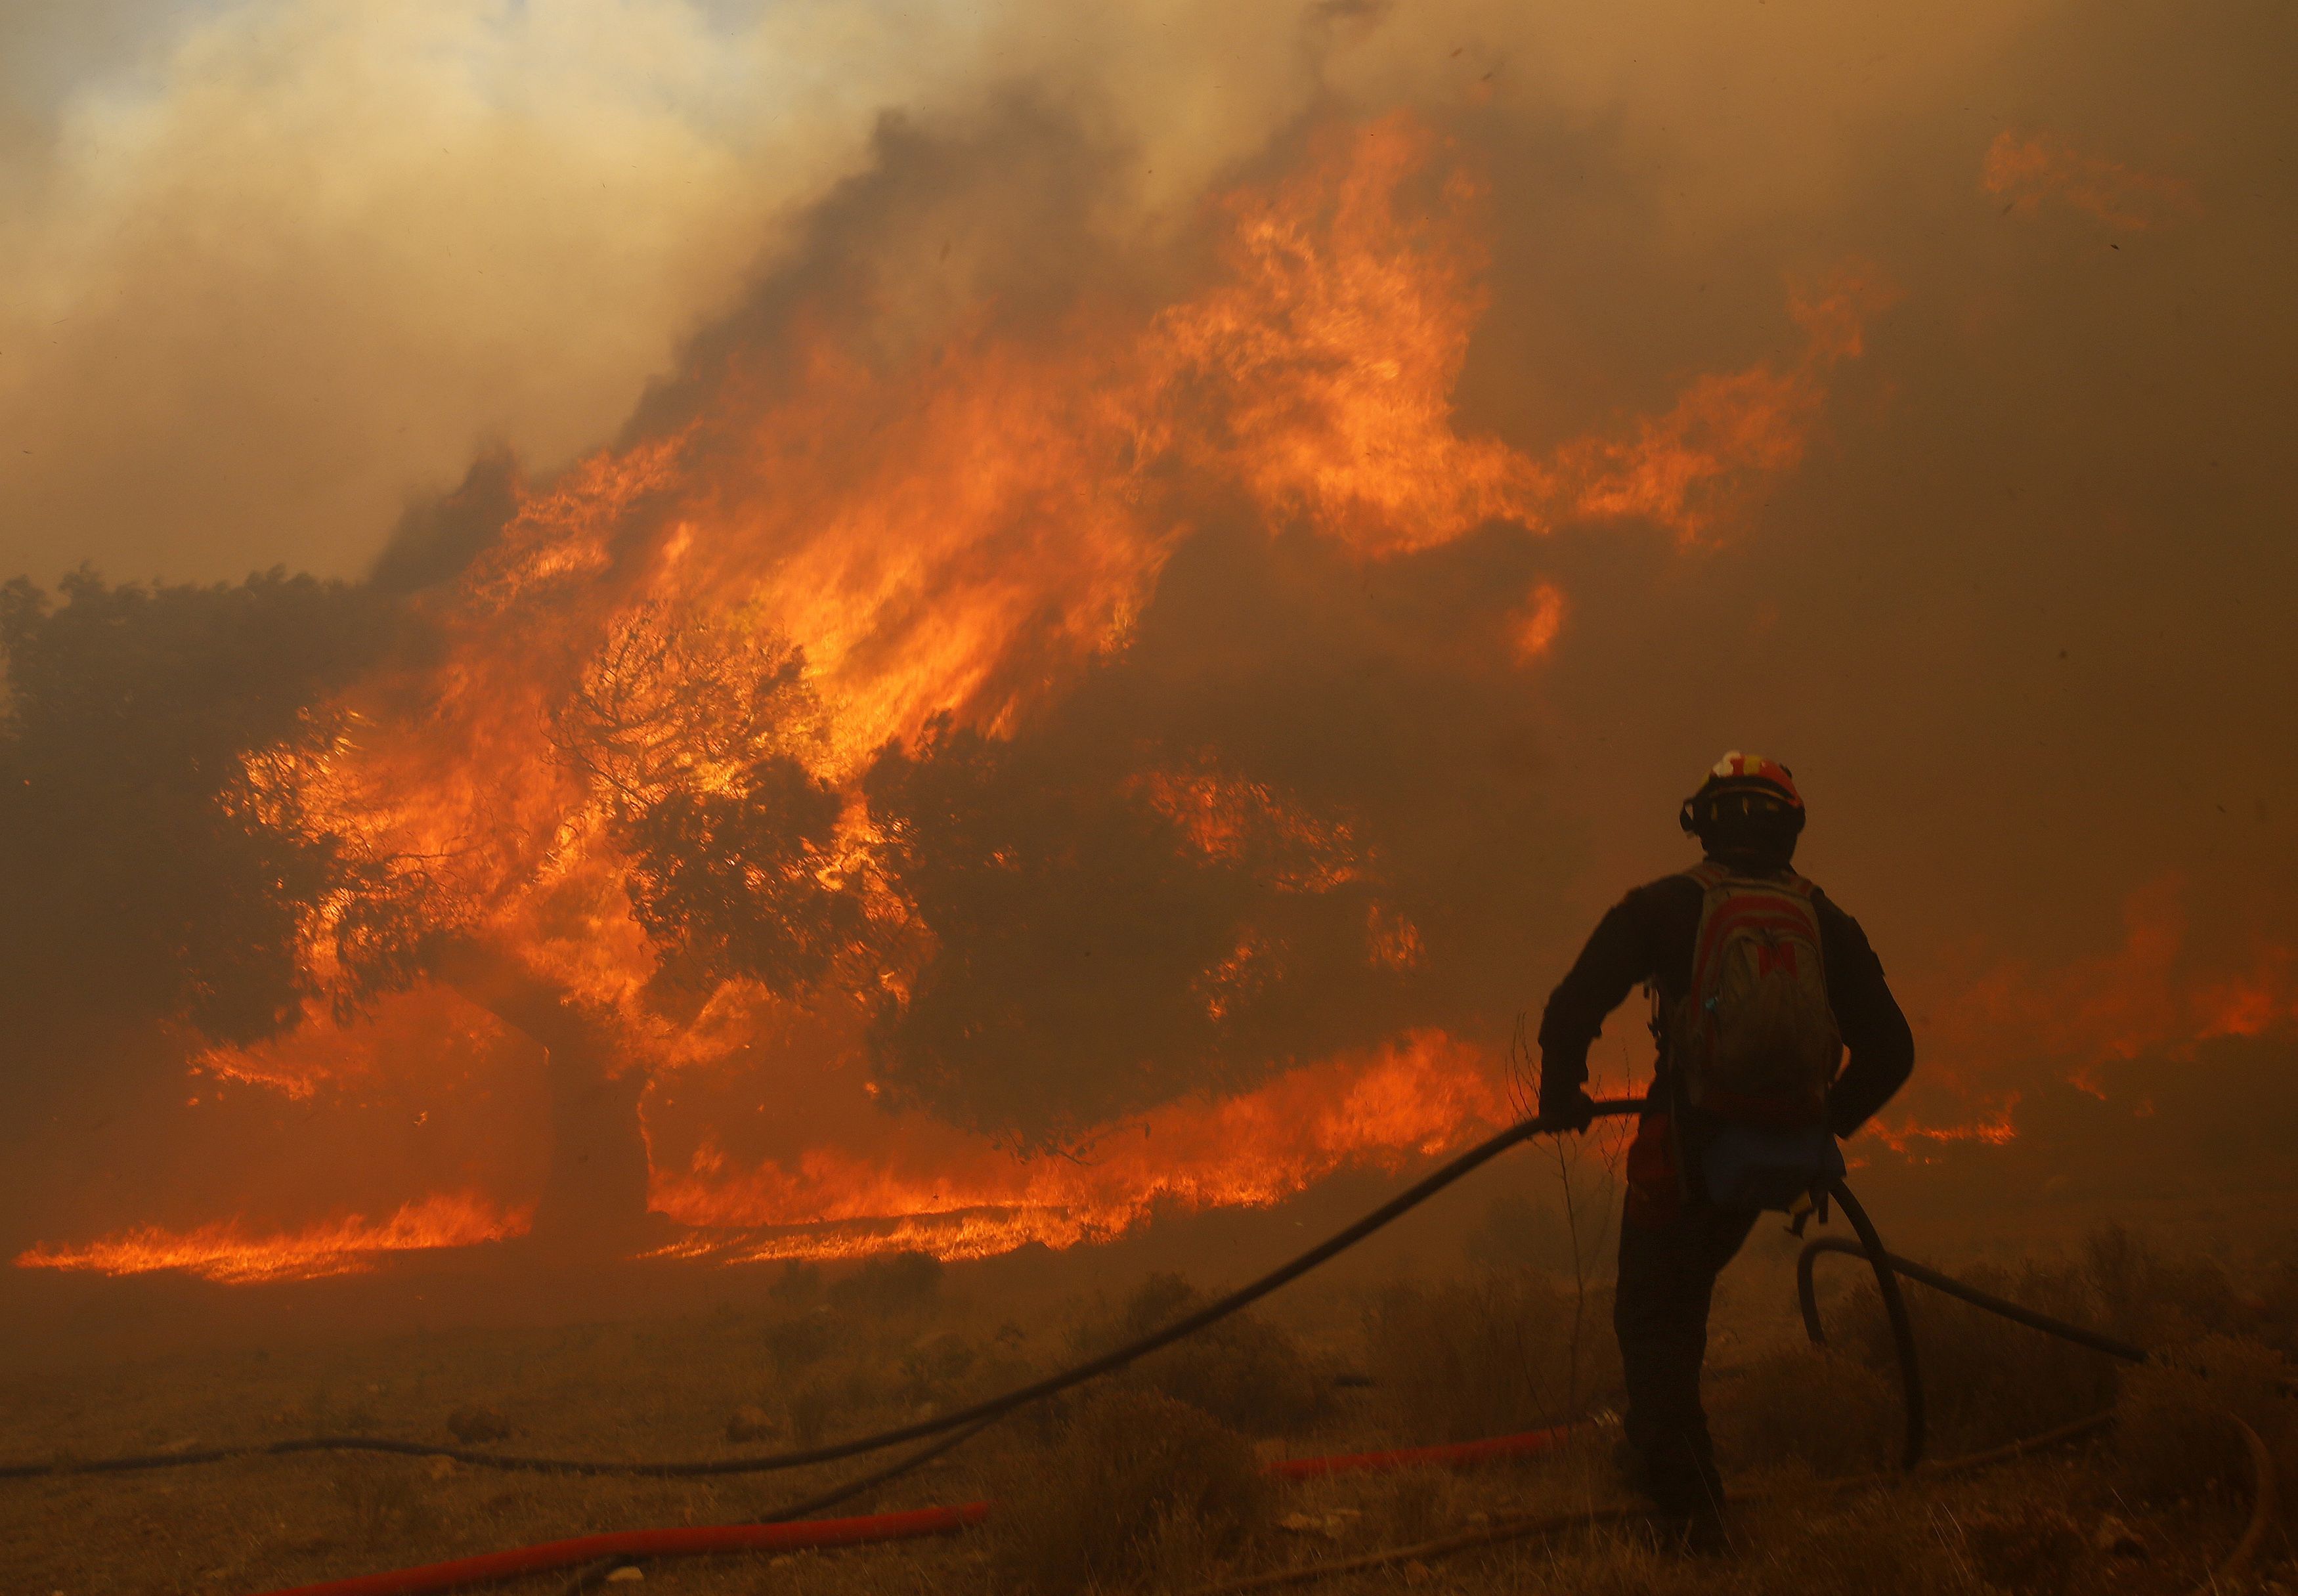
[1817,1176,1927,1469]
[0,1098,1647,1482]
[1798,1236,2150,1364]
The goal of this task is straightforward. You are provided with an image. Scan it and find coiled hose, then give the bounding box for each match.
[1796,1212,2152,1471]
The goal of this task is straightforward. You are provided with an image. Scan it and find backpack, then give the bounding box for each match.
[1664,863,1842,1127]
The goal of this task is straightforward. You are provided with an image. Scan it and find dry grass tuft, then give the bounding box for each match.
[330,1459,441,1547]
[1364,1269,1620,1442]
[985,1386,1270,1593]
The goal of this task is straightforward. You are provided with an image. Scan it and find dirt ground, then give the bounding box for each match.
[3,1187,2292,1596]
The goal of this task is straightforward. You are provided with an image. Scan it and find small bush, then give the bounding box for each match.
[784,1375,842,1445]
[1364,1270,1618,1443]
[899,1331,978,1406]
[1712,1347,1897,1477]
[1073,1274,1328,1438]
[987,1387,1270,1593]
[828,1250,943,1316]
[444,1404,514,1443]
[762,1310,836,1371]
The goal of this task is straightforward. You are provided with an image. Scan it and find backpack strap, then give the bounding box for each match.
[1684,861,1817,897]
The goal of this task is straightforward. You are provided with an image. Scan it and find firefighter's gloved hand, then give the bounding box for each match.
[1540,1083,1598,1132]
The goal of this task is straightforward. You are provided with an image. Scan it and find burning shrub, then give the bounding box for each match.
[986,1387,1270,1593]
[1712,1347,1897,1477]
[1364,1270,1618,1443]
[1072,1274,1328,1437]
[827,1250,943,1316]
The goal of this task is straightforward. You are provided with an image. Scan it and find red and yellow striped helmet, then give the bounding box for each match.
[1680,750,1806,836]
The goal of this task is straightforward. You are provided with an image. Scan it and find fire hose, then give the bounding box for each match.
[0,1100,1650,1484]
[4,1098,2282,1595]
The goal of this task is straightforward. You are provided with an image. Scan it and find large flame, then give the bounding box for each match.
[647,1030,1503,1264]
[18,116,1903,1282]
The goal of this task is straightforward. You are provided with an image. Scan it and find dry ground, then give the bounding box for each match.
[3,1212,2293,1596]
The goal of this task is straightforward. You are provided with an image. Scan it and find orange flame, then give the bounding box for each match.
[14,1193,530,1285]
[645,1030,1504,1264]
[1865,1093,2022,1158]
[32,116,1897,1281]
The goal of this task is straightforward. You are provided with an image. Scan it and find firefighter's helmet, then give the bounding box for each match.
[1679,751,1806,839]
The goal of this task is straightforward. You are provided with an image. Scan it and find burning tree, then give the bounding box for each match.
[0,574,871,1247]
[276,602,875,1243]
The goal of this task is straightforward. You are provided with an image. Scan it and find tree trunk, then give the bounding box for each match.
[433,937,653,1247]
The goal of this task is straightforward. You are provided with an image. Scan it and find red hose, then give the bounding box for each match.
[256,1503,990,1596]
[255,1425,1570,1596]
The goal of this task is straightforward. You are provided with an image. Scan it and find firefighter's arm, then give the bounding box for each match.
[1818,903,1916,1136]
[1536,893,1658,1123]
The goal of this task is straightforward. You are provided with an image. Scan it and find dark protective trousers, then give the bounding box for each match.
[1614,1114,1760,1517]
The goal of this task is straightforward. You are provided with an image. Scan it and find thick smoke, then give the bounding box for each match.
[4,0,2067,584]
